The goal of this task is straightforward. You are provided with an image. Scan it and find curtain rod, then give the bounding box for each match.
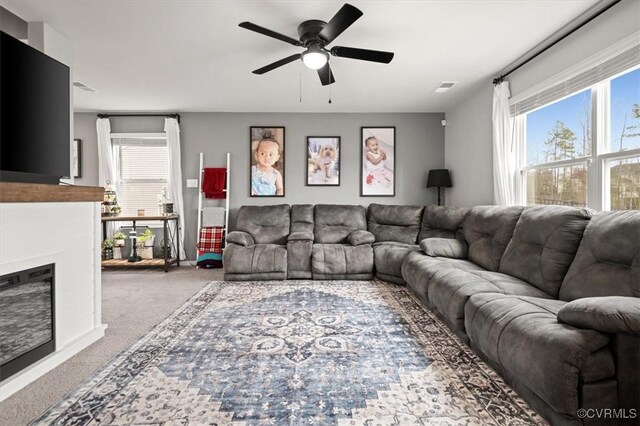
[492,0,621,85]
[96,113,180,123]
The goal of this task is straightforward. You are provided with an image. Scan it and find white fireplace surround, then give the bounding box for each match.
[0,201,106,401]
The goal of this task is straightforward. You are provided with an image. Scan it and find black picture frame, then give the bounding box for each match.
[360,127,396,196]
[72,138,82,178]
[306,136,341,186]
[250,126,285,197]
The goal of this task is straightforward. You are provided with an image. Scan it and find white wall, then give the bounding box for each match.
[444,0,640,206]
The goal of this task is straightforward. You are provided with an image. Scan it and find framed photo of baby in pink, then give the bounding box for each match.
[250,126,285,197]
[306,136,340,186]
[361,127,395,196]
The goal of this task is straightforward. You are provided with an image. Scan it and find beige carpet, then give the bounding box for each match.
[0,266,221,426]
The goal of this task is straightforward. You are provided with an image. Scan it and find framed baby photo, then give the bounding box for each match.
[250,126,285,197]
[360,127,395,197]
[306,136,341,186]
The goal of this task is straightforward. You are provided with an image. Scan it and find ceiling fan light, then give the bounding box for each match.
[302,50,328,70]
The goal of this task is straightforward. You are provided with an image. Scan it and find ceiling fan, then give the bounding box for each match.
[239,3,394,86]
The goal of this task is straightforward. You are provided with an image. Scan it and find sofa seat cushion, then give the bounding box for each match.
[312,243,373,278]
[401,251,485,307]
[224,244,287,274]
[468,271,553,299]
[373,242,420,280]
[465,294,612,416]
[428,269,554,340]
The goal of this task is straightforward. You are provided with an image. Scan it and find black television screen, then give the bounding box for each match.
[0,30,70,184]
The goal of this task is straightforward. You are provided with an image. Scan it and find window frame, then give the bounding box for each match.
[517,66,640,211]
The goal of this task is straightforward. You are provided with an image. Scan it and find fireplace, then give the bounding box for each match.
[0,264,55,381]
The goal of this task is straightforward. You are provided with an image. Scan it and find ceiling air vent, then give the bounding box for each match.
[434,81,456,93]
[73,81,95,92]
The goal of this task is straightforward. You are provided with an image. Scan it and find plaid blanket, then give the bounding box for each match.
[197,226,224,253]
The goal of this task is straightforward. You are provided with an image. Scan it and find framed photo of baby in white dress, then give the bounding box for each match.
[250,126,285,197]
[306,136,340,186]
[361,127,395,196]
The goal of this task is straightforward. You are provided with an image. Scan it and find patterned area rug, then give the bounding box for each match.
[34,281,545,425]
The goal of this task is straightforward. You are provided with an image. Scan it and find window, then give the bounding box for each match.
[519,66,640,211]
[112,135,168,219]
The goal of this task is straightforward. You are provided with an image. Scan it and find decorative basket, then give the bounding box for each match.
[102,248,114,260]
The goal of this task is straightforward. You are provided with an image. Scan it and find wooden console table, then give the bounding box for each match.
[101,214,180,272]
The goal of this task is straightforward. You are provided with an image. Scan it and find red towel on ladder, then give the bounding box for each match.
[202,168,226,199]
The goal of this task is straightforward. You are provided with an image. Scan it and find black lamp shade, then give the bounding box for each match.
[426,169,452,188]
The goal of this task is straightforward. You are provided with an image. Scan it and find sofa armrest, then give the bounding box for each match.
[348,230,375,246]
[557,296,640,336]
[226,231,255,247]
[419,238,468,258]
[288,231,314,242]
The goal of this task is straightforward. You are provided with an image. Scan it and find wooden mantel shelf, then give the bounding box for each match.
[0,182,103,203]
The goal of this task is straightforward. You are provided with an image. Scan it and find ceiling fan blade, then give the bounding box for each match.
[330,46,394,63]
[317,63,336,86]
[318,4,363,44]
[253,54,301,74]
[239,22,302,46]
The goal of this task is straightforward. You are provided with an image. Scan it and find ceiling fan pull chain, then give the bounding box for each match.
[299,62,303,103]
[328,84,332,104]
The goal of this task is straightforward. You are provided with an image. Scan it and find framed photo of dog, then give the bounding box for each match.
[306,136,340,186]
[250,126,285,197]
[361,127,395,196]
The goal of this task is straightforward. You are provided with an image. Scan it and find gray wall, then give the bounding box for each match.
[444,82,494,207]
[75,112,444,259]
[444,0,640,207]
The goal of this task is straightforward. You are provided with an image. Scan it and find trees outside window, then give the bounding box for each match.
[521,67,640,211]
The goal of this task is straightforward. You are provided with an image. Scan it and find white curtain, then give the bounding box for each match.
[165,118,187,260]
[96,118,119,235]
[492,81,518,206]
[512,115,526,206]
[96,118,115,188]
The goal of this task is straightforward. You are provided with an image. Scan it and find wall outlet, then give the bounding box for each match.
[186,179,199,188]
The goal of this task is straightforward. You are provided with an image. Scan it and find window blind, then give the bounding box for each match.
[113,138,168,218]
[511,44,640,116]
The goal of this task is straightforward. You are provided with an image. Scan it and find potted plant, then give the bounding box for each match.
[113,231,127,247]
[137,228,155,259]
[101,239,114,260]
[138,228,155,248]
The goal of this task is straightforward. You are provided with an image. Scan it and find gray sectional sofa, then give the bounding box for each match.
[223,202,640,425]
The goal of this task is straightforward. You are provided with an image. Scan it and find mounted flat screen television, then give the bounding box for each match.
[0,30,70,184]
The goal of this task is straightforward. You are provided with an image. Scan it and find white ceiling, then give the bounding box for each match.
[3,0,598,113]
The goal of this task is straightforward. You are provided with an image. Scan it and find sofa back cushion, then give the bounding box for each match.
[236,204,290,244]
[499,206,592,298]
[367,203,424,244]
[463,206,524,271]
[559,210,640,301]
[291,204,314,234]
[418,205,470,241]
[314,204,367,244]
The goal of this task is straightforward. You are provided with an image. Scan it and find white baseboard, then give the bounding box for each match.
[0,324,108,402]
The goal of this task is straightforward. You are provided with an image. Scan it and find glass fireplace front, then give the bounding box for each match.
[0,264,55,382]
